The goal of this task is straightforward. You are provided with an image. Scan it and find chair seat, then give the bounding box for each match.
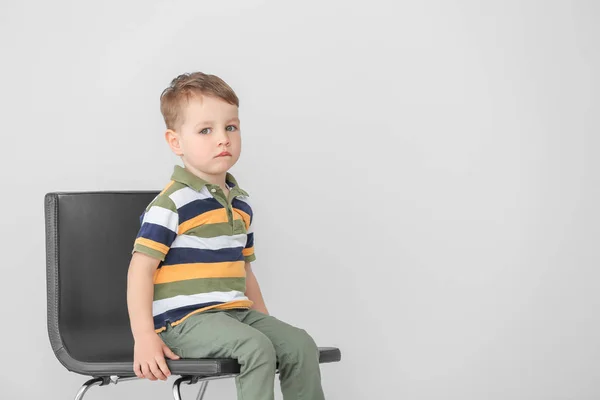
[57,346,341,377]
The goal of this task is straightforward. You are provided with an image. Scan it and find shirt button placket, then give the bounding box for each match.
[211,186,234,232]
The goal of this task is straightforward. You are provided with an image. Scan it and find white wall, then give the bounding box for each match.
[0,1,598,399]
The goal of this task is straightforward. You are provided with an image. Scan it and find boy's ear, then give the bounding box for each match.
[165,129,184,156]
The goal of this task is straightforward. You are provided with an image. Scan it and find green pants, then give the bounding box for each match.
[159,309,325,400]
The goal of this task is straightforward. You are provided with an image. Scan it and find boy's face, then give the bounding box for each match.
[167,94,241,179]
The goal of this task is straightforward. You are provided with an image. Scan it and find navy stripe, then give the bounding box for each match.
[154,302,224,329]
[245,232,254,249]
[232,199,253,224]
[179,198,223,224]
[162,247,245,266]
[137,222,177,247]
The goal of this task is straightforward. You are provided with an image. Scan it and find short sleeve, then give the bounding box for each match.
[239,198,255,263]
[132,195,179,261]
[243,219,256,263]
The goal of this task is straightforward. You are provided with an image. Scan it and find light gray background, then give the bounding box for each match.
[0,1,598,399]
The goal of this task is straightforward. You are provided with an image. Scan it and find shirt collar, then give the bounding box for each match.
[171,165,248,196]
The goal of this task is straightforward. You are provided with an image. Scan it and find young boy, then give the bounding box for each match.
[126,72,325,400]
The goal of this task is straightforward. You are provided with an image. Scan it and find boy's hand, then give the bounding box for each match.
[133,331,180,381]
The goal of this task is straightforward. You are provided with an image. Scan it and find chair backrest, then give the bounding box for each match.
[45,191,158,370]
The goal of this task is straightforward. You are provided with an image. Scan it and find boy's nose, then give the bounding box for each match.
[218,130,230,146]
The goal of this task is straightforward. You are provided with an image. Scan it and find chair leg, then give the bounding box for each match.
[74,377,105,400]
[172,376,210,400]
[196,381,208,400]
[173,376,188,400]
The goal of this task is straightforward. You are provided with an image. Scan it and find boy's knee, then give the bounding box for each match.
[244,333,277,367]
[299,329,319,356]
[283,328,319,362]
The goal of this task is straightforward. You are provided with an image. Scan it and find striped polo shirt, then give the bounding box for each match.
[132,165,256,333]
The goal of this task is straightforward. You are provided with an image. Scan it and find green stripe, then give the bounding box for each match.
[133,244,166,261]
[148,193,178,213]
[233,219,246,234]
[183,222,236,238]
[153,277,247,301]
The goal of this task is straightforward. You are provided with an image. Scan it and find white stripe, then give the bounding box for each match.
[152,291,249,316]
[142,206,178,232]
[169,187,212,209]
[198,186,213,198]
[171,234,248,250]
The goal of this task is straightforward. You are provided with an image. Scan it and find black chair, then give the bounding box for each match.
[45,192,341,399]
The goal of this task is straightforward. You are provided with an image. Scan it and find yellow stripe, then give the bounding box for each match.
[153,261,246,284]
[159,180,175,195]
[171,300,254,327]
[153,300,254,333]
[178,209,229,234]
[233,208,251,229]
[242,247,254,256]
[135,237,169,255]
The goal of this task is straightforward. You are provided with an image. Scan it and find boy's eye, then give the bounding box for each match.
[199,126,237,134]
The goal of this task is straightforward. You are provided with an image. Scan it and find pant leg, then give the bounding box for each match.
[159,311,277,400]
[240,310,325,400]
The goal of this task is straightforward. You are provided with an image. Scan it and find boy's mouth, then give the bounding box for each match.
[216,151,232,157]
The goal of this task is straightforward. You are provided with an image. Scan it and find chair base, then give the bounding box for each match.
[74,377,104,400]
[173,374,239,400]
[74,374,237,400]
[74,376,140,400]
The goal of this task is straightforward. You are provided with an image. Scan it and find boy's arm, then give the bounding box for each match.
[245,261,269,315]
[127,252,180,381]
[127,252,160,338]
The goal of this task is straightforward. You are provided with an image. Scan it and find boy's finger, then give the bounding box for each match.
[149,360,167,381]
[164,346,181,360]
[156,356,171,378]
[133,362,143,378]
[141,363,156,381]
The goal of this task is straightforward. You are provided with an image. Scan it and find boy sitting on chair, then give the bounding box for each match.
[126,72,325,400]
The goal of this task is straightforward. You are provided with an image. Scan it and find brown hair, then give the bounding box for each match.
[160,72,239,130]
